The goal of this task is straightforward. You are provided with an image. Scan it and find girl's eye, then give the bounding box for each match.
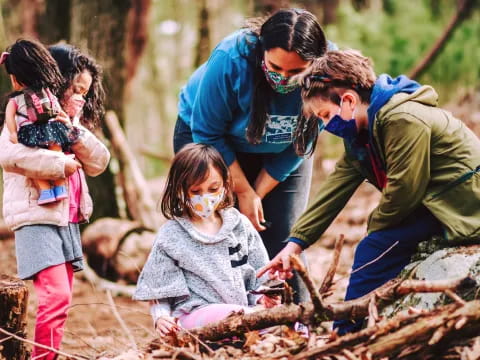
[209,188,219,193]
[190,190,200,194]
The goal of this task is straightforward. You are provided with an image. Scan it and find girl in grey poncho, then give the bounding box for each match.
[134,144,278,336]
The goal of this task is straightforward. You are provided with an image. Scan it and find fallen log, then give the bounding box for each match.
[0,275,29,360]
[293,300,480,360]
[176,276,474,342]
[82,217,155,282]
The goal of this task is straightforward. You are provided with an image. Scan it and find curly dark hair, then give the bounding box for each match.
[48,44,105,129]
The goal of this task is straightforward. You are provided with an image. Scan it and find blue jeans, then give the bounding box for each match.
[173,116,313,303]
[334,206,443,334]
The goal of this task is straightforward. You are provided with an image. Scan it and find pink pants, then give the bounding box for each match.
[178,304,254,329]
[32,263,74,360]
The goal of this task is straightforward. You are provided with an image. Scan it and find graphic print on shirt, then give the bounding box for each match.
[229,242,247,268]
[263,114,297,144]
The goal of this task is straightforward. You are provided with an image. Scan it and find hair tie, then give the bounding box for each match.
[0,52,9,65]
[303,74,331,90]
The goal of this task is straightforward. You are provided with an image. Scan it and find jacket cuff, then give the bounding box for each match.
[288,237,309,250]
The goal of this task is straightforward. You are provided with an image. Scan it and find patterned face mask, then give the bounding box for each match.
[189,189,224,218]
[261,60,299,94]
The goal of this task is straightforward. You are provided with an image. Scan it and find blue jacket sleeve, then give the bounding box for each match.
[191,50,239,166]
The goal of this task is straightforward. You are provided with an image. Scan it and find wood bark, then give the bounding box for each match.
[104,111,160,230]
[176,277,473,342]
[194,0,210,68]
[82,217,155,283]
[0,275,29,360]
[125,0,151,89]
[69,0,134,222]
[293,300,480,360]
[38,0,72,44]
[251,0,289,15]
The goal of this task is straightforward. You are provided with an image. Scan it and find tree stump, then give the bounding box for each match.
[0,275,29,360]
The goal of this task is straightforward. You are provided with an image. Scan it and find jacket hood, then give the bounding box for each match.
[367,74,424,128]
[175,207,241,244]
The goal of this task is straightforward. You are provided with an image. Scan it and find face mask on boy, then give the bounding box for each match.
[324,96,358,140]
[189,190,224,218]
[261,60,299,94]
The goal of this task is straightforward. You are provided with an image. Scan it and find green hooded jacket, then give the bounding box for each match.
[290,86,480,245]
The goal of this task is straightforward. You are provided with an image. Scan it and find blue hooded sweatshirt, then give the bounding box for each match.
[177,30,334,182]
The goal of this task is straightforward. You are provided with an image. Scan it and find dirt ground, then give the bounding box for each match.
[0,179,381,359]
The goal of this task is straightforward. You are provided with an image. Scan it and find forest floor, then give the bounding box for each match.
[0,96,478,359]
[0,179,380,359]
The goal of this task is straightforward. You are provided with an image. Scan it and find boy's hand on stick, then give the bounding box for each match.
[257,242,302,280]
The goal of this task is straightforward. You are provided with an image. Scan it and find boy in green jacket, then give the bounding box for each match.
[258,50,480,334]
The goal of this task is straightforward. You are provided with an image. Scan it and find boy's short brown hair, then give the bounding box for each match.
[161,143,234,220]
[298,49,376,106]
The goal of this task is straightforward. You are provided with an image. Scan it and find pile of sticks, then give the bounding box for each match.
[142,235,480,360]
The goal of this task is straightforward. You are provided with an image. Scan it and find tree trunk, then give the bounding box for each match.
[194,0,210,68]
[0,275,29,360]
[125,0,151,91]
[38,0,72,44]
[322,0,340,25]
[251,0,289,15]
[69,0,135,221]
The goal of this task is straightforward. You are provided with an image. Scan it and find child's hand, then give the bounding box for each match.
[9,132,18,144]
[55,110,72,126]
[257,294,281,308]
[64,156,82,176]
[155,316,179,337]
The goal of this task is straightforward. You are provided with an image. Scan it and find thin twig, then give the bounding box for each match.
[0,327,85,360]
[319,234,345,295]
[106,290,138,351]
[444,289,466,306]
[290,255,325,318]
[67,301,150,317]
[334,241,399,284]
[284,282,294,305]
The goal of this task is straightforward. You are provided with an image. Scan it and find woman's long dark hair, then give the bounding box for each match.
[48,44,105,129]
[243,9,327,148]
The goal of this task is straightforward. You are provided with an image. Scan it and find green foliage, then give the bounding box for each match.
[324,0,480,103]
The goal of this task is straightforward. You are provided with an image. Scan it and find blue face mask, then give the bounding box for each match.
[324,98,357,140]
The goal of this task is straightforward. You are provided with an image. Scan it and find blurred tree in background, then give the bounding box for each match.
[0,0,478,220]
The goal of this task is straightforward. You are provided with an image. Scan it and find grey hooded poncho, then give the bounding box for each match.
[133,207,270,317]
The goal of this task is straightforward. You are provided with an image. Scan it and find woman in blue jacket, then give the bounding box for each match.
[174,8,331,302]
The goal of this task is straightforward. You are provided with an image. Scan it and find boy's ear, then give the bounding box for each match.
[343,91,357,109]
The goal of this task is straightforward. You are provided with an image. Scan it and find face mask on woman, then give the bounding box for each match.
[261,60,299,94]
[189,190,224,218]
[324,97,357,140]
